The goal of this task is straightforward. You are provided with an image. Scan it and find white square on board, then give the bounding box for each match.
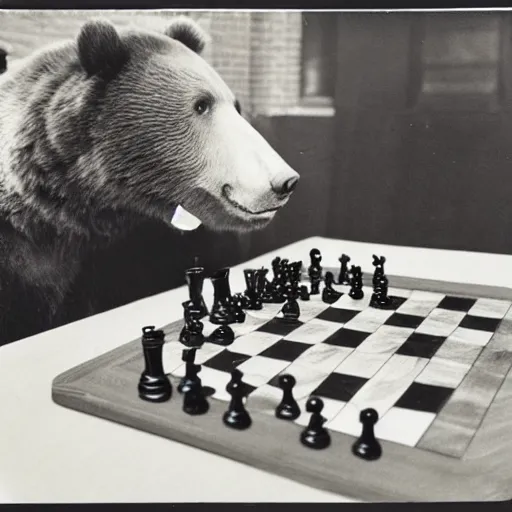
[375,407,436,447]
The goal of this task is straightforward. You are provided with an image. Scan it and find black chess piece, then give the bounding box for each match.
[223,369,252,430]
[309,266,322,295]
[372,255,386,288]
[352,408,382,461]
[370,275,392,309]
[308,248,323,274]
[138,326,172,403]
[185,266,209,319]
[338,254,351,284]
[322,271,343,304]
[275,374,300,420]
[281,284,300,321]
[231,293,247,322]
[258,268,275,303]
[182,379,210,416]
[349,265,364,300]
[210,268,237,325]
[179,302,206,348]
[209,324,235,346]
[300,397,331,449]
[178,348,201,394]
[243,269,263,310]
[299,285,310,301]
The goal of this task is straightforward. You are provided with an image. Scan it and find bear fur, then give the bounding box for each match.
[0,17,299,345]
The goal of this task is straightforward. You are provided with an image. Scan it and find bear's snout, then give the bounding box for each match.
[270,174,300,198]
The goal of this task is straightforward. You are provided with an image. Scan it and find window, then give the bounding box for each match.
[417,13,504,111]
[300,13,337,105]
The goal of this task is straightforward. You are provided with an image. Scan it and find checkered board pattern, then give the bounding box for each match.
[162,282,512,458]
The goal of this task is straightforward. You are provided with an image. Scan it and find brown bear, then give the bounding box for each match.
[0,17,299,345]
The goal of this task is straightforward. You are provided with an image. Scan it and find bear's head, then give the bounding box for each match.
[75,17,299,233]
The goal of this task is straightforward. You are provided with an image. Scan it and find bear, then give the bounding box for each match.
[0,17,299,345]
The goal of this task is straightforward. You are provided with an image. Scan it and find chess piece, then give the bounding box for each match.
[372,255,386,288]
[349,266,364,300]
[231,293,247,323]
[299,285,310,301]
[185,266,208,319]
[243,269,263,310]
[370,275,392,309]
[178,348,201,394]
[281,284,300,321]
[352,408,382,461]
[322,271,343,304]
[182,379,210,416]
[309,266,322,295]
[258,268,275,303]
[208,324,235,346]
[338,254,351,284]
[223,369,252,430]
[179,302,206,348]
[308,248,322,274]
[275,374,300,420]
[138,326,172,403]
[210,268,237,325]
[300,397,331,449]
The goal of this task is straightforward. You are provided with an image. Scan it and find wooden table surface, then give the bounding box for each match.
[2,236,512,503]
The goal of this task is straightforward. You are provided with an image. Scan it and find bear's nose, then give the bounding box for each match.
[272,175,300,197]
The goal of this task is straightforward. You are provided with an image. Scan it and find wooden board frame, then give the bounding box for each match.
[52,272,512,502]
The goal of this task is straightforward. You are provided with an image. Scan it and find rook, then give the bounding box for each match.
[138,326,172,403]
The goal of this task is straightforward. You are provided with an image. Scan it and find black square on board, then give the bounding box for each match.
[459,315,501,332]
[323,328,370,348]
[437,296,476,312]
[395,382,454,413]
[388,296,408,310]
[259,339,310,362]
[395,332,446,359]
[313,373,368,402]
[257,318,303,336]
[316,308,359,324]
[385,312,425,329]
[203,350,251,372]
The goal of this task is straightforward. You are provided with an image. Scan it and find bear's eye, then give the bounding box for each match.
[194,97,212,115]
[235,99,242,114]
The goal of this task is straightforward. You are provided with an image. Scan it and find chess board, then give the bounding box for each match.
[52,267,512,502]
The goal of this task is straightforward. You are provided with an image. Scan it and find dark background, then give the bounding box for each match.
[1,10,511,330]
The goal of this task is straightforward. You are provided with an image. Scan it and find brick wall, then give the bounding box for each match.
[0,10,305,116]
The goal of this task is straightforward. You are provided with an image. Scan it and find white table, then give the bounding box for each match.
[2,236,512,503]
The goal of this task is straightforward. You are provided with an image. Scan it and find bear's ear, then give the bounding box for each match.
[77,19,130,78]
[164,17,207,54]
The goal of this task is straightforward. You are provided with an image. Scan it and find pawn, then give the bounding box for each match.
[352,408,382,461]
[300,397,331,449]
[182,378,210,416]
[275,374,301,421]
[299,285,310,301]
[281,284,300,322]
[322,271,343,304]
[209,325,235,346]
[223,369,252,430]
